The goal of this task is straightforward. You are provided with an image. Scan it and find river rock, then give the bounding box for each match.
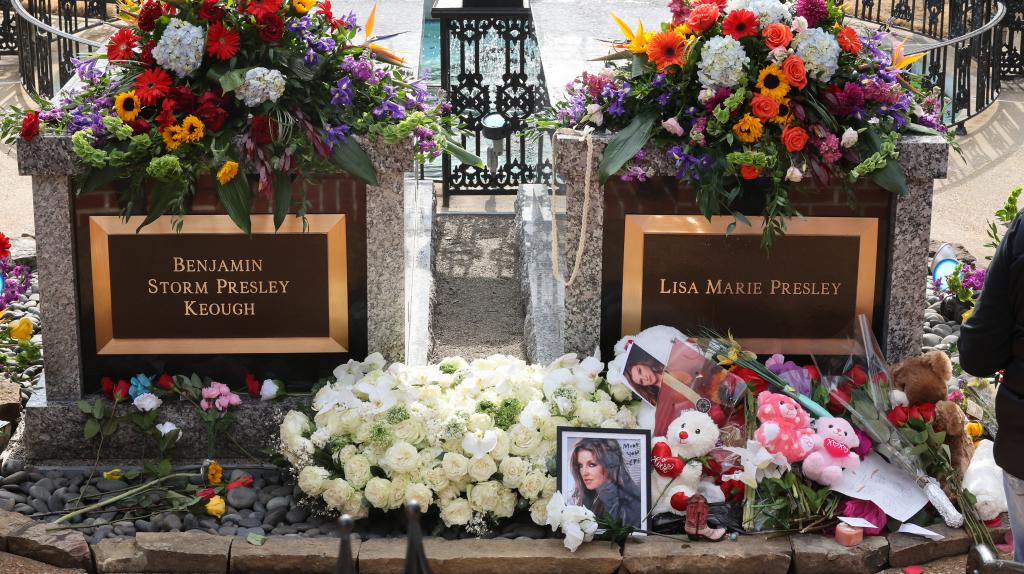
[226,486,257,509]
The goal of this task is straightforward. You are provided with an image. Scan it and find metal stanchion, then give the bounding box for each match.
[403,501,433,574]
[967,545,1024,573]
[335,515,356,574]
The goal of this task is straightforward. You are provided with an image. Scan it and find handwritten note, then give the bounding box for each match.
[832,452,928,522]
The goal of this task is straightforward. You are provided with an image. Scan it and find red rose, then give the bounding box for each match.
[101,376,115,399]
[908,405,924,421]
[250,115,273,145]
[199,0,225,22]
[197,488,216,500]
[257,13,284,44]
[780,125,809,152]
[827,383,852,415]
[750,93,779,121]
[804,365,821,381]
[245,374,261,398]
[732,367,768,395]
[0,233,9,259]
[781,55,808,90]
[739,164,760,180]
[762,22,792,49]
[226,475,253,491]
[886,405,909,426]
[20,111,39,142]
[113,380,131,401]
[917,402,936,422]
[720,479,745,502]
[127,119,151,135]
[846,364,869,387]
[156,373,174,391]
[686,4,720,33]
[195,102,227,132]
[703,457,722,478]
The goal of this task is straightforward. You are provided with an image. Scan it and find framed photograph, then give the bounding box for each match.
[556,427,651,532]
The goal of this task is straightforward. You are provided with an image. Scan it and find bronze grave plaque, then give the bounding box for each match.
[621,215,877,354]
[89,214,348,354]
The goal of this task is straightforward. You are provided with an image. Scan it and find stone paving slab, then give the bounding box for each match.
[229,535,355,574]
[620,534,791,574]
[5,517,92,571]
[93,533,232,574]
[887,522,972,567]
[359,537,621,574]
[0,550,86,573]
[790,533,889,574]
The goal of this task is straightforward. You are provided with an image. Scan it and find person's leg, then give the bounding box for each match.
[1002,471,1024,562]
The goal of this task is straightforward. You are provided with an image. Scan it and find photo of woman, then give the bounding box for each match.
[621,344,666,406]
[557,428,651,531]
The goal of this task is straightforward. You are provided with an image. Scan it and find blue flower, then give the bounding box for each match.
[129,374,153,400]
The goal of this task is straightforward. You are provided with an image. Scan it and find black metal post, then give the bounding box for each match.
[403,501,433,574]
[335,515,357,574]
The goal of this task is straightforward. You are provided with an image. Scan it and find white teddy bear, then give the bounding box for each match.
[964,439,1008,521]
[651,410,721,516]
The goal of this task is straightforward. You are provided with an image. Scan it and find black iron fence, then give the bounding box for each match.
[8,0,110,98]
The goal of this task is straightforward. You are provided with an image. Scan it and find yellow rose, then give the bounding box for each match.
[7,317,32,341]
[965,421,984,439]
[205,495,225,518]
[103,469,123,480]
[207,461,223,485]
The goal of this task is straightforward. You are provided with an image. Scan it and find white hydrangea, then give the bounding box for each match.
[795,28,841,82]
[235,67,287,108]
[697,36,750,90]
[727,0,793,23]
[151,18,205,78]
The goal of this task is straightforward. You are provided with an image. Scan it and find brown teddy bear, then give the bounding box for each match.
[890,351,974,480]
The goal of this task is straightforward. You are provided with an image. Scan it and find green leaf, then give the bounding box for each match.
[598,110,657,184]
[910,442,929,455]
[216,171,253,234]
[272,173,292,230]
[631,53,646,78]
[93,400,106,420]
[870,159,907,195]
[246,533,267,546]
[904,123,943,137]
[79,167,122,195]
[78,400,93,414]
[139,182,178,230]
[444,138,485,169]
[330,138,378,186]
[218,68,250,93]
[84,418,101,440]
[733,212,751,227]
[725,221,736,236]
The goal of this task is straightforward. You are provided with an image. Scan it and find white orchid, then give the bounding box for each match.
[462,430,498,458]
[313,385,359,414]
[355,376,399,414]
[722,440,791,488]
[545,491,597,552]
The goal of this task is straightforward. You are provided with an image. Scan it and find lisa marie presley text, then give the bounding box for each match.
[658,278,843,296]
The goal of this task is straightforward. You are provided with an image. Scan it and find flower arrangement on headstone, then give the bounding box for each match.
[533,0,953,245]
[0,1,479,232]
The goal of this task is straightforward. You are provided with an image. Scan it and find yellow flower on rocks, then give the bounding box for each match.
[113,90,142,122]
[7,317,32,341]
[732,114,763,143]
[292,0,315,14]
[207,461,223,485]
[179,115,205,143]
[103,469,123,480]
[205,495,226,518]
[216,161,239,185]
[962,307,974,323]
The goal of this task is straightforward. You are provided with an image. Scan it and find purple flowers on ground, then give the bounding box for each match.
[0,258,32,311]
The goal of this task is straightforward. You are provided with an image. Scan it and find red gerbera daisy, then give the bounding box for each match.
[206,23,240,60]
[245,0,283,17]
[133,67,173,106]
[107,28,139,62]
[722,9,759,40]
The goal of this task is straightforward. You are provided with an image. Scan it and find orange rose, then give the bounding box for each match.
[762,23,792,49]
[837,26,862,53]
[781,55,808,90]
[780,125,809,152]
[686,4,720,34]
[750,93,779,121]
[740,164,760,180]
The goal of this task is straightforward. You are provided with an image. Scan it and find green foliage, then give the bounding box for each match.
[984,186,1021,259]
[598,110,657,184]
[477,398,525,431]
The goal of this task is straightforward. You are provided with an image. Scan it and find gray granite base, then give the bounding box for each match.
[552,132,949,363]
[515,184,565,364]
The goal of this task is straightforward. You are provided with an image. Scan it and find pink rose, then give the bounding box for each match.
[662,117,685,136]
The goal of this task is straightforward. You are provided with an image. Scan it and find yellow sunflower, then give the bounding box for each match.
[292,0,315,13]
[217,160,239,185]
[113,90,142,122]
[757,64,791,101]
[770,96,794,125]
[732,113,763,143]
[179,115,205,143]
[161,126,183,151]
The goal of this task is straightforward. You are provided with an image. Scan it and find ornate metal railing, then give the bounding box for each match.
[848,0,1007,126]
[431,1,552,205]
[10,0,111,98]
[1005,1,1024,75]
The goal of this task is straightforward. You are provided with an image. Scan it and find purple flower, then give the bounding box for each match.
[651,73,666,87]
[602,81,631,117]
[0,258,31,310]
[304,50,319,66]
[795,0,828,27]
[962,265,986,291]
[341,55,374,82]
[852,428,873,459]
[71,57,102,83]
[656,92,672,106]
[287,16,312,32]
[330,76,354,106]
[323,123,350,147]
[619,166,648,182]
[372,86,405,119]
[766,354,812,396]
[667,146,713,182]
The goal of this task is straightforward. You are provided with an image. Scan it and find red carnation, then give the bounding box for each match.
[206,22,240,60]
[168,86,196,113]
[246,0,283,17]
[245,374,261,398]
[133,67,173,106]
[156,373,174,391]
[250,115,273,145]
[226,475,254,491]
[139,41,156,66]
[722,9,759,40]
[107,28,138,61]
[19,111,39,142]
[199,0,225,22]
[0,232,9,259]
[127,119,151,135]
[740,164,760,180]
[257,13,284,44]
[196,102,227,132]
[155,100,177,128]
[137,0,162,31]
[101,376,115,399]
[887,405,909,426]
[113,380,131,401]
